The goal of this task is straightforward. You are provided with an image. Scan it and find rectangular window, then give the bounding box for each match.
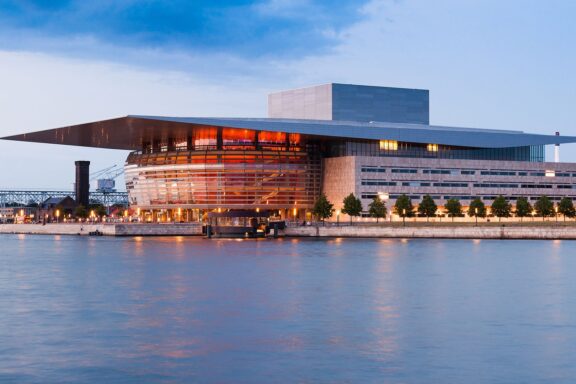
[391,169,417,174]
[379,140,398,151]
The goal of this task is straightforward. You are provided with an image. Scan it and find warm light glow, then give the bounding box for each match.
[545,170,556,177]
[293,208,297,217]
[427,143,439,152]
[378,192,389,201]
[55,209,60,218]
[256,207,260,213]
[336,210,341,216]
[379,140,398,151]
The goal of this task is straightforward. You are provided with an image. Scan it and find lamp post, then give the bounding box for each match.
[555,205,559,223]
[336,210,340,226]
[475,207,478,227]
[55,209,60,224]
[402,208,406,227]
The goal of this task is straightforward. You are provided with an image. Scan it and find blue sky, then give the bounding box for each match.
[0,0,363,58]
[1,0,576,189]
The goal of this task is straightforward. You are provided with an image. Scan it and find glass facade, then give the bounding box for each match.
[125,149,321,210]
[326,140,545,162]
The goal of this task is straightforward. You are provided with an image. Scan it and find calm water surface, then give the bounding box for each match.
[1,235,576,383]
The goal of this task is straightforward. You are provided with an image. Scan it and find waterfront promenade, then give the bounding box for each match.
[3,221,576,239]
[0,223,202,236]
[285,222,576,239]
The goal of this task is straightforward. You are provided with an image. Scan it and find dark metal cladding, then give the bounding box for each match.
[2,115,575,151]
[74,161,90,208]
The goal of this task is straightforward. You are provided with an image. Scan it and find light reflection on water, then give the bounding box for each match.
[1,235,576,383]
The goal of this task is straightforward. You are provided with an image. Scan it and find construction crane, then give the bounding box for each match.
[90,165,124,193]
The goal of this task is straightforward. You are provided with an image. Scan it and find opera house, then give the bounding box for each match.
[4,83,576,222]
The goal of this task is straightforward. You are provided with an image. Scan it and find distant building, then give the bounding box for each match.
[3,83,576,221]
[39,196,76,222]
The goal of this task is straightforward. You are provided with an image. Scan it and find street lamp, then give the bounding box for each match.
[402,208,406,227]
[474,207,478,227]
[55,209,60,224]
[555,205,559,223]
[336,210,340,226]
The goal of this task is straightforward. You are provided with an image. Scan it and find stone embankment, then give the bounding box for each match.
[0,223,202,236]
[285,225,576,240]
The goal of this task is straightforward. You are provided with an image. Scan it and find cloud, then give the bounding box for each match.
[0,0,367,60]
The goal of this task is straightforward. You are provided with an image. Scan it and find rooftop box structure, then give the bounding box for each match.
[268,83,430,124]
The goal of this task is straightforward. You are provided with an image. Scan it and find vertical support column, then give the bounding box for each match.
[187,135,194,151]
[167,137,175,152]
[217,127,223,150]
[254,131,260,150]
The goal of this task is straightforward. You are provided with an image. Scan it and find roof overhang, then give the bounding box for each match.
[2,115,575,150]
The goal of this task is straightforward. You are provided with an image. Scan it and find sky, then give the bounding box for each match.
[1,0,575,190]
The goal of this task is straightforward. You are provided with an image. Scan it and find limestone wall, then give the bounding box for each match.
[285,225,576,240]
[0,223,202,236]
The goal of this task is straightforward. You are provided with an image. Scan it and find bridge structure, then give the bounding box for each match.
[0,190,129,207]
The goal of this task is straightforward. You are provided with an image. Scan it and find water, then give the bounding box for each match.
[1,235,576,383]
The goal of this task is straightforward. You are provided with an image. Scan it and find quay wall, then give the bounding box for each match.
[0,223,202,236]
[285,225,576,240]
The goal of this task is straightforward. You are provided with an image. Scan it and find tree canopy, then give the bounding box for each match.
[342,193,363,223]
[394,194,415,217]
[515,197,532,220]
[445,198,462,221]
[418,195,437,221]
[558,197,576,220]
[491,195,512,220]
[368,196,387,223]
[312,193,334,222]
[468,198,486,218]
[74,205,88,219]
[534,195,554,218]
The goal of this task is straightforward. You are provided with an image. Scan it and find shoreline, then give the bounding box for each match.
[2,222,576,239]
[284,224,576,240]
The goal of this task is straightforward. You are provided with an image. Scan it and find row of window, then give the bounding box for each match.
[360,166,576,177]
[361,180,570,189]
[360,193,576,202]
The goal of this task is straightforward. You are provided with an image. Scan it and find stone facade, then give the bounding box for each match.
[322,155,576,216]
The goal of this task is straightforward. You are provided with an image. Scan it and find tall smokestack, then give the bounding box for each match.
[75,161,90,208]
[555,132,560,163]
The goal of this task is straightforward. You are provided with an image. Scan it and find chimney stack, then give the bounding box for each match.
[75,161,90,208]
[555,132,560,163]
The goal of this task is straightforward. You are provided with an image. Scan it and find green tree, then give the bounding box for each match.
[558,197,576,221]
[468,198,486,218]
[491,195,512,221]
[515,197,532,221]
[418,195,438,222]
[312,193,334,224]
[534,195,554,220]
[342,193,363,224]
[368,196,387,223]
[444,198,463,221]
[394,194,415,217]
[91,204,107,218]
[74,205,88,219]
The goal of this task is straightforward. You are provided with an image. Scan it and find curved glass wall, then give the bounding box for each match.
[125,150,321,210]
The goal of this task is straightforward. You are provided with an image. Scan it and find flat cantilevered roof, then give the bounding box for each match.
[2,115,575,150]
